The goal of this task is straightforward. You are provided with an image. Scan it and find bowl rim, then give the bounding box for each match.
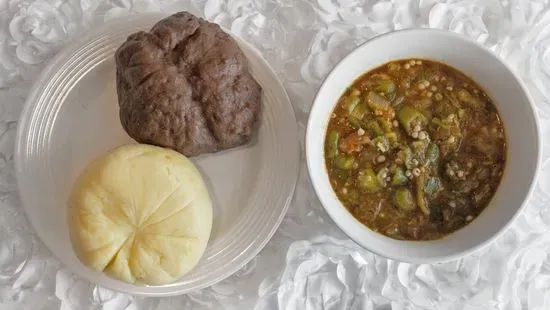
[305,27,542,264]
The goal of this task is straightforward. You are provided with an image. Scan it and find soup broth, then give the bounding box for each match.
[324,59,506,241]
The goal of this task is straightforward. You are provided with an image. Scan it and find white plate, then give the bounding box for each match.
[15,13,299,296]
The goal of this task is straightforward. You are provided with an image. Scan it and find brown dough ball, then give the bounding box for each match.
[115,12,262,156]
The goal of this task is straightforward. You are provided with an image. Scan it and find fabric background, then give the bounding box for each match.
[0,0,549,309]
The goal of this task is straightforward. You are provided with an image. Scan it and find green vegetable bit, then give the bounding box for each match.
[393,95,405,107]
[366,91,390,111]
[357,167,381,193]
[397,146,414,169]
[377,167,389,187]
[373,79,396,94]
[415,174,430,215]
[367,120,384,137]
[333,155,355,170]
[350,103,368,120]
[426,142,439,163]
[411,140,428,154]
[379,119,394,133]
[386,132,398,146]
[348,116,363,129]
[391,168,408,186]
[424,176,441,197]
[343,189,359,203]
[394,188,416,211]
[346,96,360,114]
[398,105,427,133]
[326,131,339,158]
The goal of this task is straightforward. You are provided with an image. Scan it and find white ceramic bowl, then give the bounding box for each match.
[306,29,541,264]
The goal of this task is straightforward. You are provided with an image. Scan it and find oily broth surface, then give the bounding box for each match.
[324,59,506,241]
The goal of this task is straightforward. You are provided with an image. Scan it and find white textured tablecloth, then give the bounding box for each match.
[0,0,549,309]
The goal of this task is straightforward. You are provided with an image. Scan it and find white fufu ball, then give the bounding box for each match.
[68,144,213,285]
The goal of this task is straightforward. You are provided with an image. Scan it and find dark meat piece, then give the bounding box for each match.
[115,12,262,156]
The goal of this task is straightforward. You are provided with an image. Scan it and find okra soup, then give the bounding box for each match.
[324,59,506,241]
